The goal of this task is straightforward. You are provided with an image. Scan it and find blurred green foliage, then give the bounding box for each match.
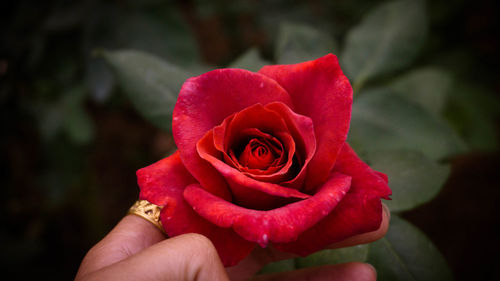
[367,215,454,281]
[103,50,191,130]
[1,0,498,280]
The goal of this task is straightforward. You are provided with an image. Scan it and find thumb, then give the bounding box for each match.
[77,232,230,281]
[76,215,166,277]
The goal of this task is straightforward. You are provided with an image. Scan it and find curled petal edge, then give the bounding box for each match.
[183,172,351,247]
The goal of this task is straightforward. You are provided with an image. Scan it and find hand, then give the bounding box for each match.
[75,204,390,281]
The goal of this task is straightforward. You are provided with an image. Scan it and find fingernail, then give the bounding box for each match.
[382,203,391,220]
[366,263,377,275]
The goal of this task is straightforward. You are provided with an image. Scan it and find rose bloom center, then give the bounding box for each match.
[237,137,283,170]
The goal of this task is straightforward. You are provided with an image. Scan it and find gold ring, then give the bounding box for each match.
[128,200,166,234]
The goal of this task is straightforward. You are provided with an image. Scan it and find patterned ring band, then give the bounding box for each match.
[128,200,166,234]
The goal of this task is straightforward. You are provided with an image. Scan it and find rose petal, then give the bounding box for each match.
[265,102,316,188]
[273,192,383,256]
[334,143,391,199]
[225,129,291,179]
[208,102,316,187]
[375,171,389,183]
[211,103,298,182]
[183,173,351,247]
[137,151,197,207]
[198,131,310,210]
[136,152,255,266]
[259,54,353,190]
[173,69,293,200]
[273,143,391,255]
[238,138,278,169]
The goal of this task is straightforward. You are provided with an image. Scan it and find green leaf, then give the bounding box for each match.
[102,50,191,131]
[88,9,200,67]
[229,48,270,72]
[64,104,95,145]
[276,22,337,64]
[389,68,452,115]
[348,88,466,160]
[259,258,296,274]
[257,4,333,48]
[367,215,454,281]
[364,150,450,212]
[341,0,427,90]
[445,83,500,151]
[36,84,95,145]
[296,245,369,268]
[85,7,201,102]
[86,59,115,103]
[38,104,64,142]
[62,85,95,145]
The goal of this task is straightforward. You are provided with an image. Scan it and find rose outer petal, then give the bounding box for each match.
[334,143,391,199]
[273,192,383,256]
[273,143,392,255]
[137,152,255,266]
[183,173,351,247]
[173,69,293,200]
[137,151,197,207]
[259,54,353,191]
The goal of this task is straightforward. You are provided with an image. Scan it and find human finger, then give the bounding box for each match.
[76,215,166,278]
[250,262,376,281]
[77,233,230,281]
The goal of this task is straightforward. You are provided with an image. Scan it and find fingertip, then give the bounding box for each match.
[172,233,220,263]
[252,262,376,281]
[366,263,377,277]
[76,215,167,277]
[116,215,166,245]
[346,262,377,281]
[379,202,390,237]
[382,203,391,222]
[127,232,229,281]
[327,202,391,249]
[357,201,391,243]
[100,215,167,259]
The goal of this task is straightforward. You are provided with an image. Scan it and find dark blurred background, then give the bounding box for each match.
[1,0,499,280]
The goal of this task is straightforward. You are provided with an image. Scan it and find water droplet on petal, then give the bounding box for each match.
[259,234,269,248]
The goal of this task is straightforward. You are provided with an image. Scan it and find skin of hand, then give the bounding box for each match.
[75,204,390,281]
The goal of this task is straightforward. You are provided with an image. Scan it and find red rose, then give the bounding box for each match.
[137,54,391,266]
